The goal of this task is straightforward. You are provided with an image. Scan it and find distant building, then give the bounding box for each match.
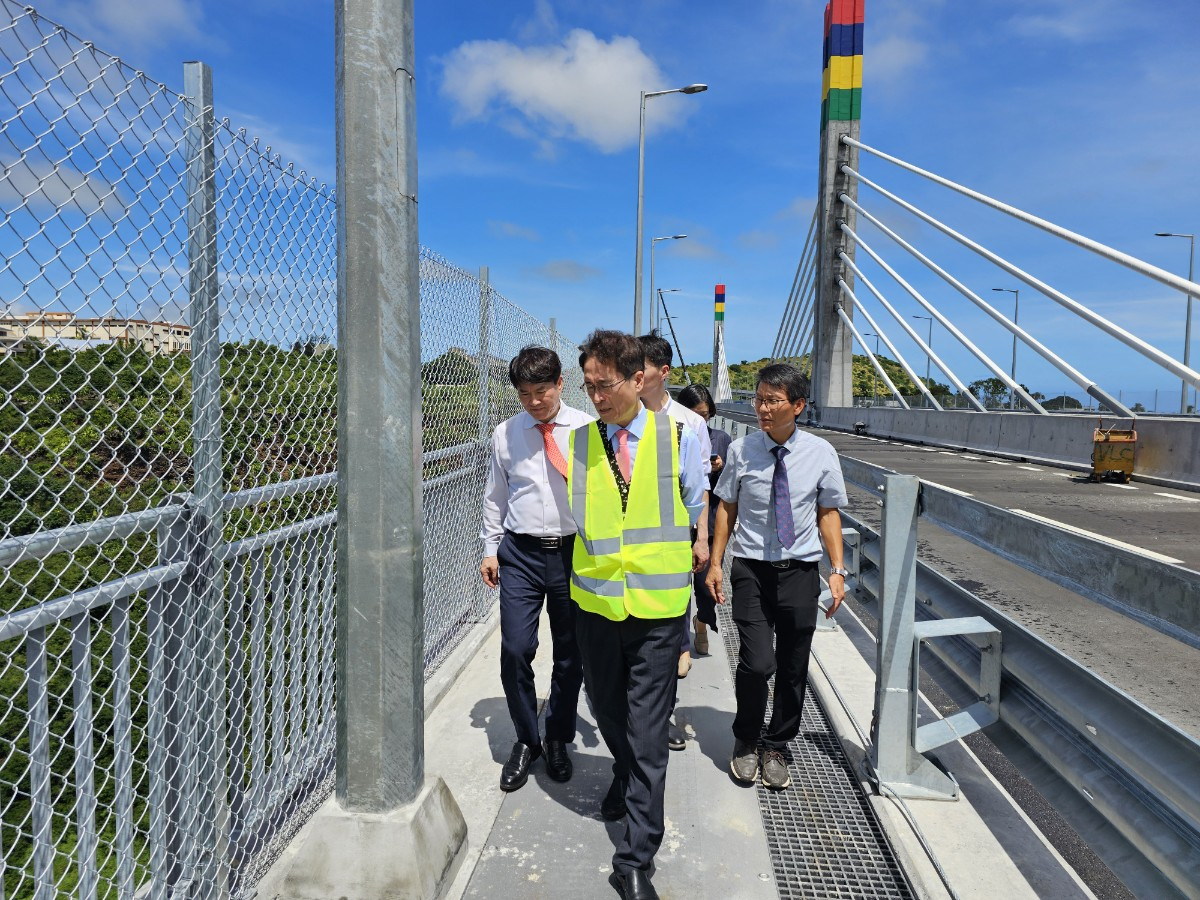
[0,310,191,355]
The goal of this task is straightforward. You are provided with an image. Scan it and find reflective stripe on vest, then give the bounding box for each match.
[567,410,692,621]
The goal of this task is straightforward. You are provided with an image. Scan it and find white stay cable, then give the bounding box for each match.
[839,278,943,410]
[784,273,817,362]
[841,221,1041,412]
[838,201,1134,418]
[834,300,911,409]
[773,207,819,359]
[837,250,978,408]
[842,135,1200,301]
[842,166,1200,391]
[778,247,818,362]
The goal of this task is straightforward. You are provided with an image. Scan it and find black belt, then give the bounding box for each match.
[742,557,816,570]
[508,532,570,551]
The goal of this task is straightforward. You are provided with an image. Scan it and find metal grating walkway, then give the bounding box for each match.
[716,602,915,899]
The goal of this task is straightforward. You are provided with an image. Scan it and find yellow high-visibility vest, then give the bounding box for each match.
[567,410,692,621]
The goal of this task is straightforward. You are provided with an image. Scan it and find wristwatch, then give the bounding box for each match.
[829,566,851,578]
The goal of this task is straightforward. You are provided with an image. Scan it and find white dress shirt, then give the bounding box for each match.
[645,393,712,475]
[480,402,595,556]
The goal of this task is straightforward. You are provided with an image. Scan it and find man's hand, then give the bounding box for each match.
[705,564,726,605]
[825,572,846,618]
[711,454,724,473]
[480,556,500,589]
[692,537,710,573]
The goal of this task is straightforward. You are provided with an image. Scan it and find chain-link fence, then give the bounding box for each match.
[0,3,581,897]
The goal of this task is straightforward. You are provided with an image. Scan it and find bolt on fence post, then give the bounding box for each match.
[184,59,232,895]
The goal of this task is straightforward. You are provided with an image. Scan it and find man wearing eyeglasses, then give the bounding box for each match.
[569,329,706,900]
[705,363,848,792]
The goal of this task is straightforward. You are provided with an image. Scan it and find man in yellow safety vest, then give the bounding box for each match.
[568,329,707,900]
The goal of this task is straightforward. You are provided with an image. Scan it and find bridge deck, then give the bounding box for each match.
[313,598,1097,899]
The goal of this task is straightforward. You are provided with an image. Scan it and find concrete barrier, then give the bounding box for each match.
[810,407,1200,491]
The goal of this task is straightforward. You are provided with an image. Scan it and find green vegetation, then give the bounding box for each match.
[0,338,502,898]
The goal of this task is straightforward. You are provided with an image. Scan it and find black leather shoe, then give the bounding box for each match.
[608,868,660,900]
[499,741,541,792]
[600,775,627,820]
[545,739,572,782]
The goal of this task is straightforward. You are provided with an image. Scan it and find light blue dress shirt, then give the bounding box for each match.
[713,426,847,561]
[601,407,706,525]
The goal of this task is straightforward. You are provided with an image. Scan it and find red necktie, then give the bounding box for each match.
[536,422,568,479]
[615,428,631,482]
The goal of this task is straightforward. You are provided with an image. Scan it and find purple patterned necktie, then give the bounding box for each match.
[771,445,796,548]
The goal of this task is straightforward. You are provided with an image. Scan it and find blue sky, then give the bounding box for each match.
[17,0,1200,406]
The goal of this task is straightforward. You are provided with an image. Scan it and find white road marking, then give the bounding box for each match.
[989,460,1012,466]
[1155,492,1200,503]
[1102,483,1138,491]
[1009,509,1185,564]
[960,455,982,460]
[938,451,958,455]
[1017,466,1043,472]
[922,448,941,452]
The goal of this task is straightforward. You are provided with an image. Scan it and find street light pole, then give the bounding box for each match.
[992,288,1020,410]
[912,314,932,407]
[650,234,687,331]
[1154,232,1196,415]
[633,84,707,334]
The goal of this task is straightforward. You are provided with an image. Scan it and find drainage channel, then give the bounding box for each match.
[716,602,914,899]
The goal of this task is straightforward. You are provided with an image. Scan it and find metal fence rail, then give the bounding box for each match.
[835,455,1200,899]
[0,4,582,898]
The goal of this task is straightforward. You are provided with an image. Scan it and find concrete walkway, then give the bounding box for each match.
[427,610,775,899]
[419,597,1096,900]
[260,593,1098,899]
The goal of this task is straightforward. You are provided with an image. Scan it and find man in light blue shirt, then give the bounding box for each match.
[707,364,848,793]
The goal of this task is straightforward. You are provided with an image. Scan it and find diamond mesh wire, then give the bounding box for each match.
[0,3,581,897]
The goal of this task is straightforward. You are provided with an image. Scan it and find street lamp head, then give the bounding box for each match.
[681,83,708,94]
[1155,232,1173,237]
[671,233,687,239]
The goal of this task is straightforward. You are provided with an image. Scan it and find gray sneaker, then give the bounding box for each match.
[730,739,759,783]
[761,749,791,790]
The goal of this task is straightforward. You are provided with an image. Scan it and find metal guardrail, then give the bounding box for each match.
[836,454,1200,899]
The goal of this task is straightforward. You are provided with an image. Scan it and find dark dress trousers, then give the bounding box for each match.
[577,608,683,874]
[729,557,820,750]
[497,532,583,747]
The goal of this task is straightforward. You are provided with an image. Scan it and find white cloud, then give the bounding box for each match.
[440,29,690,154]
[737,230,781,251]
[529,259,602,281]
[670,239,721,261]
[1006,0,1130,42]
[53,0,206,51]
[869,35,930,84]
[0,157,127,218]
[774,196,816,222]
[489,220,541,241]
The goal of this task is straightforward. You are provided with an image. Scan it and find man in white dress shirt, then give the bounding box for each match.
[638,331,710,689]
[480,346,593,791]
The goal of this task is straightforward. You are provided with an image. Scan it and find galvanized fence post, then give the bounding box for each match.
[184,60,231,896]
[869,473,958,799]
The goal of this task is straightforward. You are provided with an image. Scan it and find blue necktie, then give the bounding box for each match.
[771,445,796,549]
